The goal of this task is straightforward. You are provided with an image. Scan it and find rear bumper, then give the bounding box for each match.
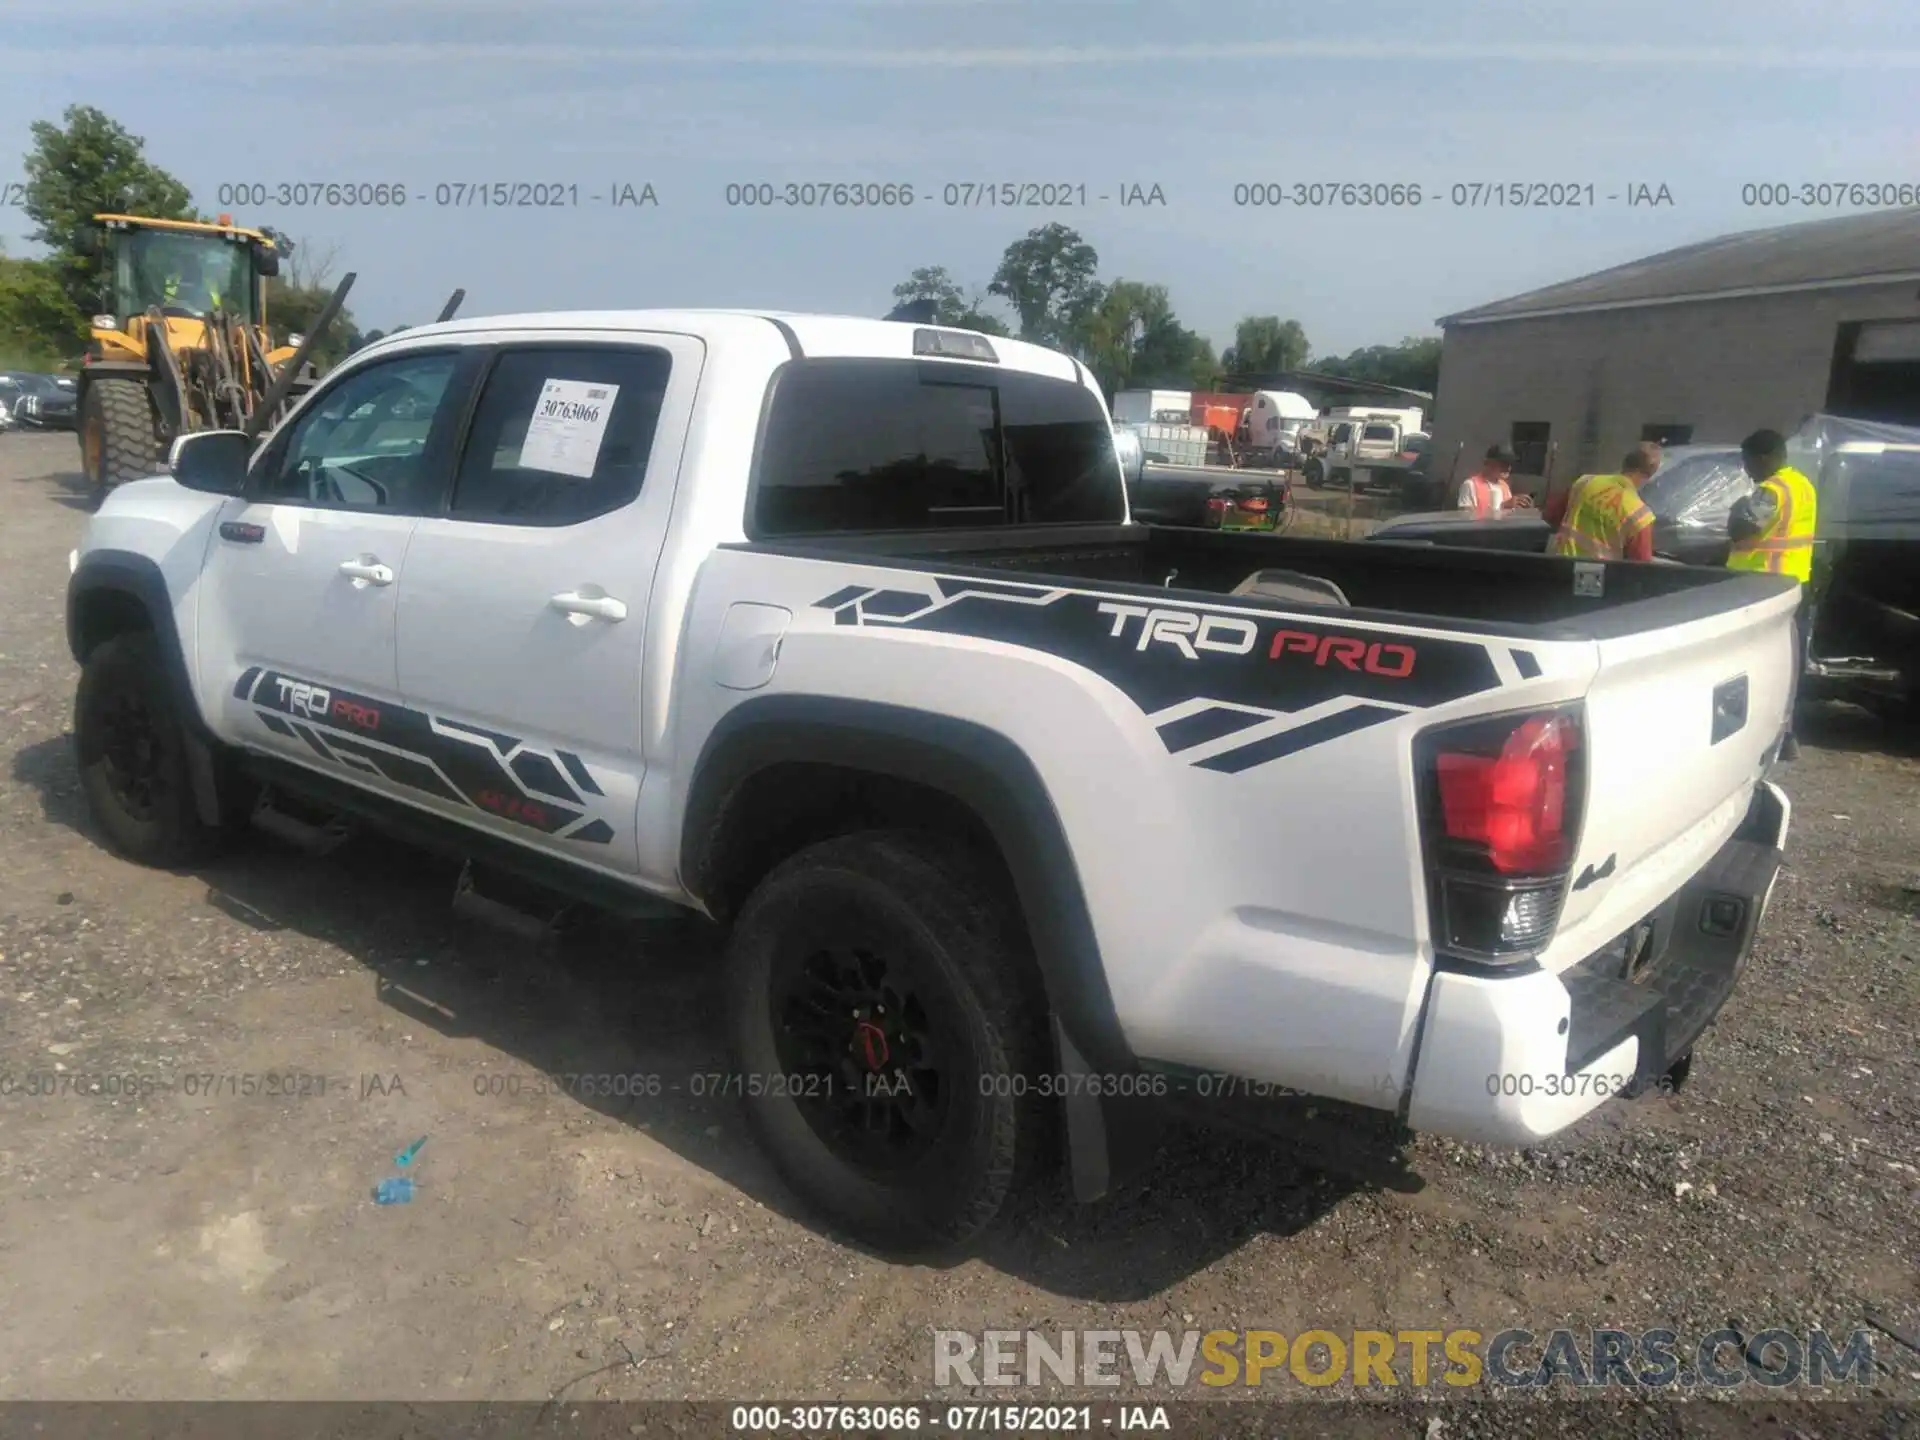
[1405,780,1790,1147]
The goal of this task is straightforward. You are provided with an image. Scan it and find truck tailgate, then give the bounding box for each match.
[1544,583,1801,968]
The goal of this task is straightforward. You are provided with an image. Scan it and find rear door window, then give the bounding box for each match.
[450,345,672,526]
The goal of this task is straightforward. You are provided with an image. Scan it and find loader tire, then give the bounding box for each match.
[81,378,161,509]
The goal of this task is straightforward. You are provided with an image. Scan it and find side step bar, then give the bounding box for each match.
[451,860,575,947]
[237,754,703,929]
[250,788,352,855]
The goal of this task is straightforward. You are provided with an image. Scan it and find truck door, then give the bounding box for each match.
[197,346,475,786]
[390,332,704,873]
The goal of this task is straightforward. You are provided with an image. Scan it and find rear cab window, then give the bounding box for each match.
[749,358,1123,536]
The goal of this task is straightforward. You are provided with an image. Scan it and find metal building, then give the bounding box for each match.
[1427,207,1920,493]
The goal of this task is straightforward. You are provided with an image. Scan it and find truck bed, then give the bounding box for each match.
[746,521,1799,639]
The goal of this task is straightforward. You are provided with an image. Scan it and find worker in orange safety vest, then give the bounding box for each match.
[1456,443,1535,516]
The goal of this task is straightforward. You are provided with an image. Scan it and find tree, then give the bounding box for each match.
[1312,335,1443,394]
[1073,279,1218,394]
[989,224,1101,348]
[20,105,199,319]
[0,240,88,364]
[889,265,1009,336]
[1222,315,1310,375]
[1078,279,1169,394]
[1132,314,1217,391]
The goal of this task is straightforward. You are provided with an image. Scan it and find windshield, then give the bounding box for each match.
[1638,450,1751,531]
[112,228,258,323]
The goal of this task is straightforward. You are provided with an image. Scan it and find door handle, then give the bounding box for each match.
[339,557,394,587]
[550,590,628,623]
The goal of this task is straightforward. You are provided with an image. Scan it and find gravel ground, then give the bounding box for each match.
[0,431,1914,1430]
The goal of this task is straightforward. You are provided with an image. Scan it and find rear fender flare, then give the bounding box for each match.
[681,695,1152,1199]
[681,694,1128,1071]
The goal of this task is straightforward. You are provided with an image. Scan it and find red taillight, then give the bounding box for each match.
[1434,714,1576,873]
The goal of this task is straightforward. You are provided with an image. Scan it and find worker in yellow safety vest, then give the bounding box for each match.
[1547,444,1661,561]
[1728,428,1819,758]
[160,256,221,314]
[1727,428,1817,581]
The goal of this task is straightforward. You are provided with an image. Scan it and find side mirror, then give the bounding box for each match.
[252,240,280,278]
[1112,425,1146,487]
[169,430,251,495]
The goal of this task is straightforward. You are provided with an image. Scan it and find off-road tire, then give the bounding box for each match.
[80,378,160,509]
[1303,457,1326,488]
[74,632,222,867]
[725,829,1051,1256]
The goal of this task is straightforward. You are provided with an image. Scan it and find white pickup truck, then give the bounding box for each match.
[67,310,1799,1256]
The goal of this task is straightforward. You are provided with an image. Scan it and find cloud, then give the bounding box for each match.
[5,39,1920,72]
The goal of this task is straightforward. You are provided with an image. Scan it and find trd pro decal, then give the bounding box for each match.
[234,666,616,844]
[814,577,1504,770]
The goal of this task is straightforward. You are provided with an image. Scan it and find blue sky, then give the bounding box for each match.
[3,0,1917,354]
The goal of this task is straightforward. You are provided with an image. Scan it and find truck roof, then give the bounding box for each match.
[361,310,1084,381]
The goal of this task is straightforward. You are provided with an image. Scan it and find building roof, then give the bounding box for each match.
[1439,206,1920,326]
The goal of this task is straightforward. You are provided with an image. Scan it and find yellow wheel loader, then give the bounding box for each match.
[76,213,361,505]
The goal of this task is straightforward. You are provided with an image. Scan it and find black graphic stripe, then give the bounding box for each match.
[324,734,473,807]
[557,750,603,796]
[245,669,615,844]
[859,588,939,619]
[434,718,522,753]
[289,722,335,761]
[233,666,262,700]
[934,576,1054,599]
[510,750,580,803]
[1196,705,1404,774]
[813,585,872,611]
[814,584,1502,717]
[1156,705,1276,752]
[806,579,1506,769]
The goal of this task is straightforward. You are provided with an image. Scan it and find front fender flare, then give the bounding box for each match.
[67,548,224,826]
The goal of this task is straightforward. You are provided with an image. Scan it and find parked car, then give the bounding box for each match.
[0,373,34,432]
[1634,445,1750,565]
[3,372,79,431]
[1302,418,1404,489]
[69,308,1797,1256]
[1393,432,1447,510]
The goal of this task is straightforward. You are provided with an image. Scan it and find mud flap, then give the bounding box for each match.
[1054,1018,1166,1202]
[182,730,225,828]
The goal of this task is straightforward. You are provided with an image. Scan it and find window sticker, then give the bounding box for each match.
[520,378,619,479]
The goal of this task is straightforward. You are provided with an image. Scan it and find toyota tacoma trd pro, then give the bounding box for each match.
[66,310,1799,1255]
